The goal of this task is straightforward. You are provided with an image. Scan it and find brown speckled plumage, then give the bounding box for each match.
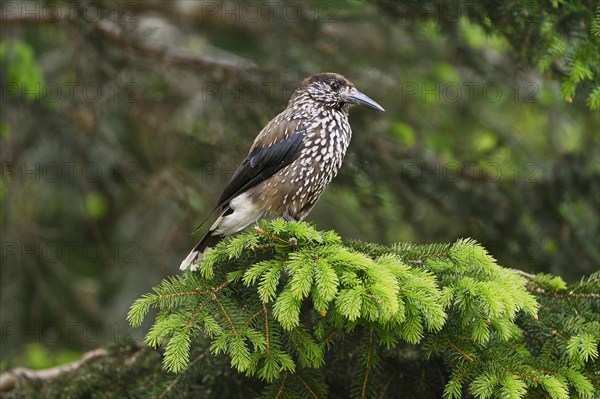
[180,73,384,271]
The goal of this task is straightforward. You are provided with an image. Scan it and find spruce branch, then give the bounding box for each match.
[126,220,598,399]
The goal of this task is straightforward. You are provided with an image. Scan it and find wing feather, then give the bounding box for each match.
[192,117,306,233]
[217,124,306,205]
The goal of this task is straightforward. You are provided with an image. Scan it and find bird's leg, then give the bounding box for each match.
[283,213,297,222]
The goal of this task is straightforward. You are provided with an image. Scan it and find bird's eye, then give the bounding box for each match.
[330,81,340,91]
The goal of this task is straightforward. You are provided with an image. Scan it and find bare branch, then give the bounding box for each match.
[511,269,600,298]
[511,268,536,280]
[1,8,256,74]
[0,345,146,393]
[91,19,256,73]
[0,348,108,392]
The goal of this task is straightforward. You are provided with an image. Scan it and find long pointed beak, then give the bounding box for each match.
[344,90,385,111]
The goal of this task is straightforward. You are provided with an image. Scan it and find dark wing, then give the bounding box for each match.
[217,124,306,206]
[192,121,306,233]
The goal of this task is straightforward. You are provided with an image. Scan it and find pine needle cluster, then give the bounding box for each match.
[128,221,599,398]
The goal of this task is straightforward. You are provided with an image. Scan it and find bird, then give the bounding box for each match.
[180,72,384,271]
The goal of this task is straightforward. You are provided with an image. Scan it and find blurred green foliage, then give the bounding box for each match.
[376,0,600,108]
[16,343,81,370]
[0,40,44,101]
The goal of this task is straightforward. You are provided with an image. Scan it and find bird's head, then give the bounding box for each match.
[293,73,385,113]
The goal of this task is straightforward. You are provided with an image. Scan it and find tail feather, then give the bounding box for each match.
[180,193,263,271]
[179,231,224,271]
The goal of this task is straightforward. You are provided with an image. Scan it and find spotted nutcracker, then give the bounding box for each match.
[180,73,384,270]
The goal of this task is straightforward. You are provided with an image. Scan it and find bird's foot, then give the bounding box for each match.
[282,214,298,246]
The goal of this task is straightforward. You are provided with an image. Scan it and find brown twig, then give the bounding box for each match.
[511,269,536,280]
[361,328,374,399]
[294,373,319,399]
[275,371,288,399]
[449,341,474,363]
[263,302,271,353]
[254,225,288,243]
[211,291,238,337]
[511,269,600,298]
[158,288,208,299]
